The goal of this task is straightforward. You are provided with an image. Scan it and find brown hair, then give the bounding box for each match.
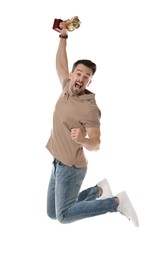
[72,59,97,75]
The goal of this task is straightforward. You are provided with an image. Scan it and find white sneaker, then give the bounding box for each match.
[116,191,139,227]
[97,178,113,199]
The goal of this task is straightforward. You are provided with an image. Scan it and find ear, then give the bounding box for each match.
[69,72,72,79]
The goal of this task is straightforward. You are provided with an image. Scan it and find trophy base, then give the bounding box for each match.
[52,18,63,32]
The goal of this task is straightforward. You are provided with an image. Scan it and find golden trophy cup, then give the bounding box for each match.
[53,16,81,32]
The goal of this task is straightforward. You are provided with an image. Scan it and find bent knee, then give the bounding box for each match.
[57,212,70,224]
[47,211,57,220]
[57,215,66,224]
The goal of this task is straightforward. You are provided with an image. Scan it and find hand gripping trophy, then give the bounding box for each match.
[53,16,81,32]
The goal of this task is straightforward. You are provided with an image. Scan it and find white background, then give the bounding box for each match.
[0,0,168,259]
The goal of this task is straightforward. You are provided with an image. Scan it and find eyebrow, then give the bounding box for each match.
[76,69,91,77]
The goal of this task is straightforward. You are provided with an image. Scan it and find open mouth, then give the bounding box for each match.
[75,82,82,90]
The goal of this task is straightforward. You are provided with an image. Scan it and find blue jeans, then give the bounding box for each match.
[47,159,118,223]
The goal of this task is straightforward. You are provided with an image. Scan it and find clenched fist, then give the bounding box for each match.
[71,128,85,144]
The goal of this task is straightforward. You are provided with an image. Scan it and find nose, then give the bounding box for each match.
[77,77,83,83]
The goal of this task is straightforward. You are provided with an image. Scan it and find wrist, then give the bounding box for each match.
[59,34,68,39]
[79,137,86,145]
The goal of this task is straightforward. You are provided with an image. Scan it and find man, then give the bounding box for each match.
[46,22,139,227]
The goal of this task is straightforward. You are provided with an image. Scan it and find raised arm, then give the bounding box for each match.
[56,24,69,86]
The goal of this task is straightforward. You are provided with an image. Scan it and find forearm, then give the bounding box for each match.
[80,137,100,151]
[56,37,67,65]
[71,128,101,151]
[56,30,69,84]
